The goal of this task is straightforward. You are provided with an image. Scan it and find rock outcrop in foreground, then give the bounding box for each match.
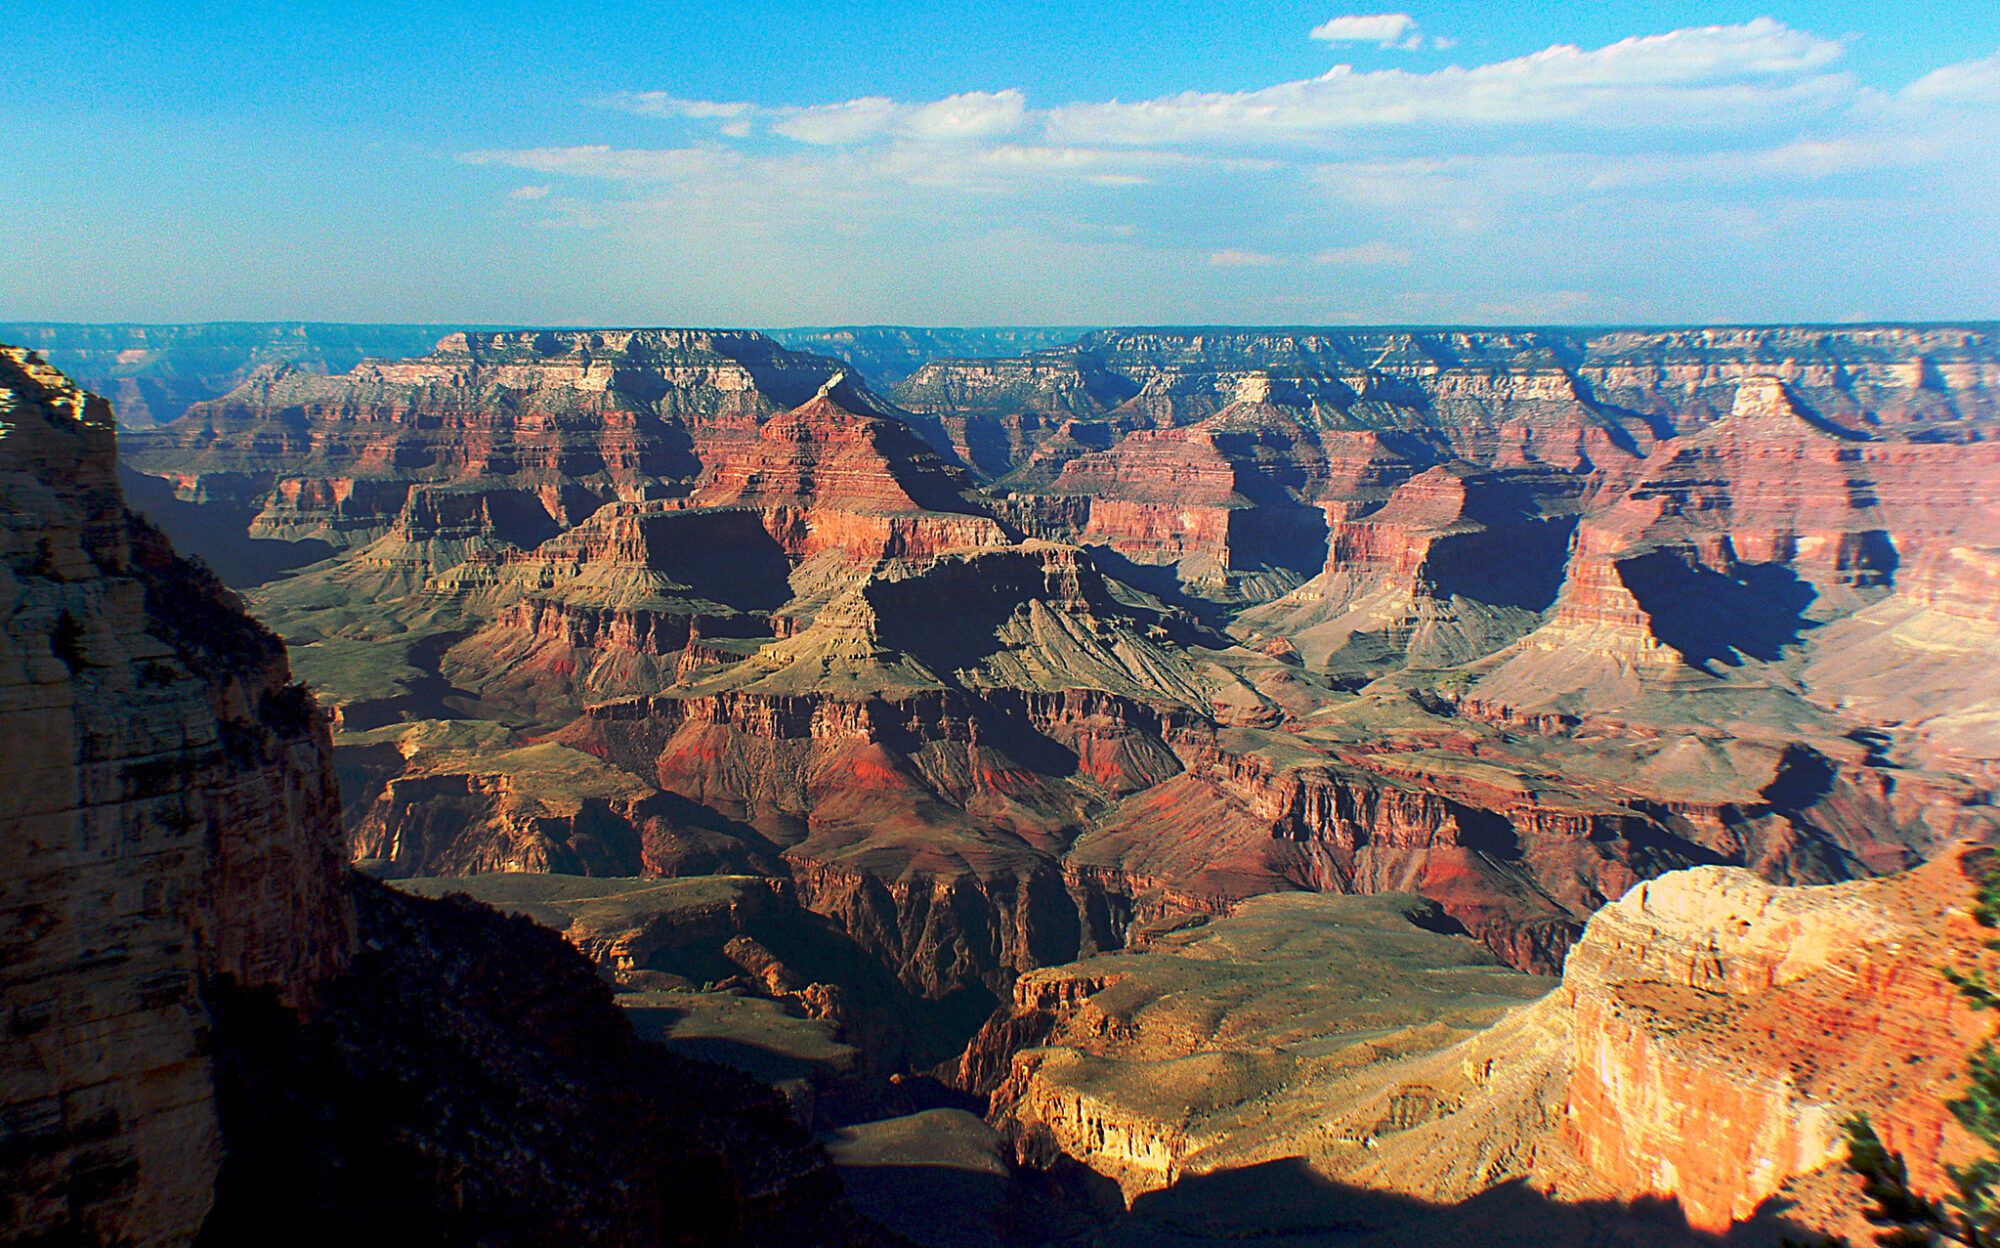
[974,847,1993,1243]
[1542,847,1993,1235]
[0,345,352,1243]
[0,347,875,1248]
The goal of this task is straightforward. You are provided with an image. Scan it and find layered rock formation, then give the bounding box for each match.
[973,893,1554,1201]
[0,321,1085,429]
[1542,848,1994,1234]
[200,878,878,1248]
[1,345,351,1244]
[118,329,879,556]
[0,322,453,426]
[111,322,2000,1043]
[897,326,2000,470]
[767,326,1089,388]
[976,848,1995,1243]
[0,347,878,1248]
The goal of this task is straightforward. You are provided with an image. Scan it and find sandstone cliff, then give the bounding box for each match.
[111,323,2000,1047]
[0,322,451,426]
[1537,847,1995,1236]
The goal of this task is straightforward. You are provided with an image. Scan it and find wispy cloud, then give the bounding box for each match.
[1048,19,1850,146]
[1209,249,1282,266]
[1903,47,2000,104]
[595,88,1031,146]
[1316,241,1413,264]
[1311,13,1423,50]
[598,93,753,121]
[458,18,2000,323]
[597,20,1854,153]
[463,145,740,181]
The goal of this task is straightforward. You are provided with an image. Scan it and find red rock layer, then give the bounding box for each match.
[1548,848,1995,1233]
[119,328,873,545]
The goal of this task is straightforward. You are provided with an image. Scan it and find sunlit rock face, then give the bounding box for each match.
[0,346,893,1248]
[965,850,1992,1243]
[1541,846,1994,1235]
[118,329,881,552]
[970,893,1557,1203]
[0,322,454,427]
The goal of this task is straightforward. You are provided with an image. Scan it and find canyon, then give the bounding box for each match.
[112,323,2000,981]
[7,318,1999,1244]
[0,346,878,1246]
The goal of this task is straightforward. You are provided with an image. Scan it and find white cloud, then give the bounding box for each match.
[906,90,1030,140]
[462,145,741,181]
[1049,19,1850,146]
[1903,49,2000,104]
[456,16,1997,325]
[1210,249,1281,266]
[772,97,903,144]
[596,21,1863,155]
[1316,240,1413,264]
[1311,13,1421,50]
[460,138,1196,202]
[507,184,551,200]
[600,87,1029,147]
[596,92,753,121]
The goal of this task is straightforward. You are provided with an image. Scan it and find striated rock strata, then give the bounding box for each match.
[975,848,1995,1241]
[0,347,878,1248]
[110,323,2000,1054]
[1,346,351,1244]
[1539,847,1995,1234]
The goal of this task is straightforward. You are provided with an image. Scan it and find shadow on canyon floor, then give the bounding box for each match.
[121,466,336,588]
[1622,553,1820,669]
[843,1153,1837,1248]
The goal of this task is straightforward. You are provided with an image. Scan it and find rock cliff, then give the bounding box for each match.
[975,893,1554,1203]
[0,347,878,1248]
[974,848,1995,1243]
[1540,847,1995,1235]
[1,346,351,1244]
[0,322,454,426]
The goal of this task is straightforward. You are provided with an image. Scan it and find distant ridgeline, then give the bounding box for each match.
[0,323,465,426]
[0,322,1094,425]
[765,326,1095,386]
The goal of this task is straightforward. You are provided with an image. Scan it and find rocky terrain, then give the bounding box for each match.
[76,321,2000,1240]
[0,323,458,426]
[1,345,352,1243]
[0,346,878,1247]
[2,321,1087,427]
[968,847,1994,1245]
[768,327,1091,388]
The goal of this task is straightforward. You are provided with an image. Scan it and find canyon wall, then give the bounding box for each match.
[1542,847,1994,1234]
[0,323,455,426]
[1,346,352,1243]
[110,323,2000,1042]
[0,346,880,1248]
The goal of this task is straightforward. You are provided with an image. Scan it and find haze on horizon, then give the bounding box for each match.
[5,0,1997,328]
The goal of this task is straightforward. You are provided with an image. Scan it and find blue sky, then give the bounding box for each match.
[4,1,1997,325]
